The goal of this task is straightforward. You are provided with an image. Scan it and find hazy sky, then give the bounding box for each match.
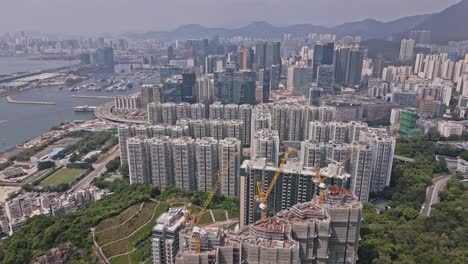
[0,0,461,34]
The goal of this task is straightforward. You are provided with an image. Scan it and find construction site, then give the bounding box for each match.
[174,187,362,264]
[152,145,365,264]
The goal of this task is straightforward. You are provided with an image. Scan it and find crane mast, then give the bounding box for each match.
[255,148,293,220]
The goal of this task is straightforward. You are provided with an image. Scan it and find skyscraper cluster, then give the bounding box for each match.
[125,135,241,195]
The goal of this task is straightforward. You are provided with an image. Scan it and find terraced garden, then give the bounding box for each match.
[93,200,169,263]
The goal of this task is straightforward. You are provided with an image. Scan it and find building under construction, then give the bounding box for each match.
[175,188,362,264]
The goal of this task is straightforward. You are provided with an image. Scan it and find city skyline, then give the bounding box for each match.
[0,0,461,34]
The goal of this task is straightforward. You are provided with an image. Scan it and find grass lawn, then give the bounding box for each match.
[38,168,86,187]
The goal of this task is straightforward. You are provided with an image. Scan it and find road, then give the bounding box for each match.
[420,175,452,217]
[70,145,120,191]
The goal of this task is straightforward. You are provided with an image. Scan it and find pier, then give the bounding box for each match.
[5,96,56,105]
[71,95,115,99]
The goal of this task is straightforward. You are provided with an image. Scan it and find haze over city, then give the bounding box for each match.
[0,0,461,34]
[1,0,468,263]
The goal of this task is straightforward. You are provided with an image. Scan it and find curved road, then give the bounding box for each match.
[420,175,452,217]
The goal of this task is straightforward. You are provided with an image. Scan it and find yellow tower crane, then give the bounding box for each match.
[313,141,368,204]
[254,148,293,221]
[184,151,239,253]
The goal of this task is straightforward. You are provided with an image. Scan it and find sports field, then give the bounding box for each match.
[38,168,86,187]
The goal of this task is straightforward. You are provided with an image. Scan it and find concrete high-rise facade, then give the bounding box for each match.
[272,104,289,141]
[239,104,253,147]
[190,103,206,120]
[399,39,416,62]
[349,145,374,202]
[300,141,325,170]
[252,129,280,166]
[152,208,185,264]
[240,158,315,227]
[195,137,219,193]
[148,136,174,191]
[218,138,242,197]
[250,105,272,146]
[127,137,151,184]
[172,137,196,191]
[118,125,136,165]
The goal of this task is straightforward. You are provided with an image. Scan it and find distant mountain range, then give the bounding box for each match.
[126,0,468,44]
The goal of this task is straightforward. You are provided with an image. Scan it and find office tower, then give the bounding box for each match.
[182,72,196,103]
[172,137,196,191]
[118,125,136,165]
[152,208,185,264]
[251,105,272,146]
[240,158,315,226]
[309,86,322,106]
[175,102,191,120]
[218,138,241,196]
[188,104,205,121]
[102,47,114,66]
[312,42,334,81]
[196,74,215,104]
[209,101,224,119]
[223,104,239,120]
[399,39,416,62]
[270,64,281,90]
[127,137,151,184]
[189,119,209,139]
[300,141,325,169]
[209,120,225,140]
[257,68,271,103]
[163,75,184,103]
[287,66,313,95]
[238,48,254,70]
[214,67,256,105]
[334,46,364,87]
[255,42,267,69]
[205,54,225,74]
[195,137,219,193]
[252,129,280,166]
[239,104,253,147]
[148,137,173,190]
[266,42,281,68]
[349,145,374,202]
[167,46,174,63]
[317,65,335,93]
[160,103,177,125]
[159,66,183,83]
[141,84,164,107]
[223,120,244,144]
[272,104,289,141]
[308,121,330,142]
